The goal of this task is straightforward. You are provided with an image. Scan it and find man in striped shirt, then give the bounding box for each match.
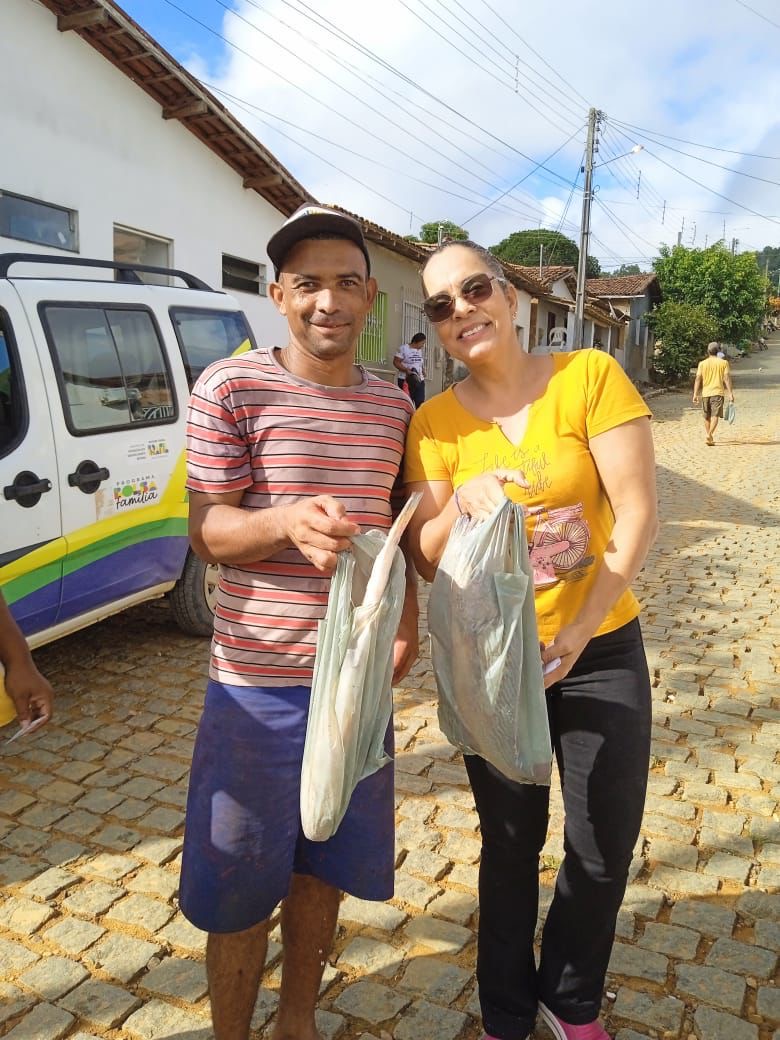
[179,206,418,1040]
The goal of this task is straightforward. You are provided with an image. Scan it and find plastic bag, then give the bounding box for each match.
[428,498,552,785]
[300,494,421,841]
[725,401,736,424]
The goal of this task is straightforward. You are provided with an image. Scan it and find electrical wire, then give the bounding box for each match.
[612,119,780,161]
[395,0,580,134]
[733,0,780,32]
[461,126,585,224]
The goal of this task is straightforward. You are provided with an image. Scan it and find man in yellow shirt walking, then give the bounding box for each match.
[693,342,734,445]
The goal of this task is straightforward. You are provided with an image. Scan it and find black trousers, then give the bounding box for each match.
[398,375,425,408]
[464,618,651,1039]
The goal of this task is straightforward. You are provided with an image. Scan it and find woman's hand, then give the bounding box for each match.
[455,469,528,521]
[540,621,593,690]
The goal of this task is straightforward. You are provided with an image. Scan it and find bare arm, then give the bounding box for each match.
[189,489,359,573]
[724,368,734,400]
[693,368,702,402]
[392,544,420,682]
[392,355,406,373]
[405,469,529,582]
[541,416,658,686]
[0,592,53,726]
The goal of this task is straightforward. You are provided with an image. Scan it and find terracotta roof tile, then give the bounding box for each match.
[586,274,659,297]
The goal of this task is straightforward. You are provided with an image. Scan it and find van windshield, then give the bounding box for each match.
[171,309,255,390]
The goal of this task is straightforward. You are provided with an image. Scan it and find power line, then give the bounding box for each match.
[395,0,580,134]
[639,146,780,226]
[733,0,780,32]
[613,119,780,161]
[613,124,780,189]
[474,0,592,107]
[461,128,585,224]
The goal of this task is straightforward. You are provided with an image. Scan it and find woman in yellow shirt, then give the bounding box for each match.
[405,241,658,1040]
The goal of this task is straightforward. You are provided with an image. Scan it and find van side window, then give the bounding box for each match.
[43,306,176,433]
[171,308,255,390]
[0,317,25,455]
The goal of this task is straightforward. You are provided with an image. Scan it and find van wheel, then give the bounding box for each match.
[170,550,218,637]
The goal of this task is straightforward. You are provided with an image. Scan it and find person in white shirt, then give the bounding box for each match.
[394,333,426,407]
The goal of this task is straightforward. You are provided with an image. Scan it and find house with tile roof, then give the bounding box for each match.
[586,273,661,378]
[2,0,442,387]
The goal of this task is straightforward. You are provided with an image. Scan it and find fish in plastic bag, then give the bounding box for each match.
[428,498,552,785]
[301,493,422,841]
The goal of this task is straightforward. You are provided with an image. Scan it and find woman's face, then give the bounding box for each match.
[422,245,516,365]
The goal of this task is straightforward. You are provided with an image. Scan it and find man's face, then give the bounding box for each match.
[270,238,377,361]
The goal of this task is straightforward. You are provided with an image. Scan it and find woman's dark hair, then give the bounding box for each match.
[410,332,426,344]
[421,239,506,283]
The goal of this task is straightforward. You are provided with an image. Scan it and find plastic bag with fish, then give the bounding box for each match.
[300,494,421,841]
[428,497,552,785]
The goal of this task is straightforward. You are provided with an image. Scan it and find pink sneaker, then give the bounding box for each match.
[538,1001,610,1040]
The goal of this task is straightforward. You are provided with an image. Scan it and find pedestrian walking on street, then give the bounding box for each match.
[693,341,734,445]
[178,205,419,1040]
[404,240,658,1040]
[394,331,427,407]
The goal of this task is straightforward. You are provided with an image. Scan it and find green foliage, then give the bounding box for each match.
[419,220,468,244]
[647,300,718,382]
[653,243,766,344]
[755,244,780,286]
[489,229,600,277]
[603,263,642,277]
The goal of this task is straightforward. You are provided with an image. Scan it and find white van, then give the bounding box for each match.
[0,252,256,646]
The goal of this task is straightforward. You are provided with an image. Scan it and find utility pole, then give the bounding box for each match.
[539,243,543,277]
[573,107,601,349]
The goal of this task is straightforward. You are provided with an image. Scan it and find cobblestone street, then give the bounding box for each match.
[0,344,778,1040]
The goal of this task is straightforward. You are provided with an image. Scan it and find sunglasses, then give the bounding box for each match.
[423,273,505,323]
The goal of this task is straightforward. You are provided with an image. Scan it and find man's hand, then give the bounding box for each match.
[5,659,54,729]
[454,469,529,521]
[692,394,699,404]
[282,496,359,573]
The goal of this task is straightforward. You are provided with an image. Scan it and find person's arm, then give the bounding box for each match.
[405,469,529,582]
[189,490,359,573]
[0,592,53,727]
[693,365,702,403]
[392,356,406,374]
[724,367,734,401]
[391,545,420,683]
[540,416,657,688]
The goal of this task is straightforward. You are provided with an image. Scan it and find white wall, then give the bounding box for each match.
[1,0,289,345]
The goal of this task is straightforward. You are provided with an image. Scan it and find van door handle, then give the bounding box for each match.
[68,461,110,494]
[4,471,53,508]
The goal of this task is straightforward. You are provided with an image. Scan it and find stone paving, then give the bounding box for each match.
[0,344,778,1040]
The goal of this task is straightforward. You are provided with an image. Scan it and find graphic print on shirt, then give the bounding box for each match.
[526,503,593,587]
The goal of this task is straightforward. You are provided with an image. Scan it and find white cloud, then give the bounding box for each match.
[182,0,780,269]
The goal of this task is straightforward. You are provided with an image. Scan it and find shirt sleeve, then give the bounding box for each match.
[585,350,652,440]
[185,366,254,495]
[404,406,452,484]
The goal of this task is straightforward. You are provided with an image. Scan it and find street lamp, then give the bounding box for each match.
[572,108,643,349]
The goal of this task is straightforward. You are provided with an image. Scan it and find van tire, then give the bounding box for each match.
[170,550,217,637]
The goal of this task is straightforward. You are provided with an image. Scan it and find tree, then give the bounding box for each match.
[653,243,766,345]
[755,245,780,286]
[603,263,642,278]
[419,220,468,244]
[489,229,600,277]
[647,301,718,383]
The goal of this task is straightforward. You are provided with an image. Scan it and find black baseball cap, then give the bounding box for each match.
[267,204,371,279]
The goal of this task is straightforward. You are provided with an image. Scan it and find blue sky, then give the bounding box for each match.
[117,0,780,266]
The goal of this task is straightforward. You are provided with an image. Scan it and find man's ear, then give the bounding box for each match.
[365,276,378,308]
[269,280,286,315]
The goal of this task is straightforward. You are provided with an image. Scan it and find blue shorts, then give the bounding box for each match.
[179,680,395,933]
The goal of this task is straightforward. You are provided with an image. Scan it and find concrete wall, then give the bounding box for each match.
[1,0,290,344]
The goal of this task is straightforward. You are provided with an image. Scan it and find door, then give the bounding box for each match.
[402,294,444,393]
[0,299,64,636]
[25,289,185,625]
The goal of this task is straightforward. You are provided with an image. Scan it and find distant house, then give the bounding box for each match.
[586,274,662,378]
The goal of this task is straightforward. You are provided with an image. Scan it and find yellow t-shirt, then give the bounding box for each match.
[404,349,652,644]
[696,356,729,397]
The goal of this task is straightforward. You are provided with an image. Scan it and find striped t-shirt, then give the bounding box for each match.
[185,347,414,687]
